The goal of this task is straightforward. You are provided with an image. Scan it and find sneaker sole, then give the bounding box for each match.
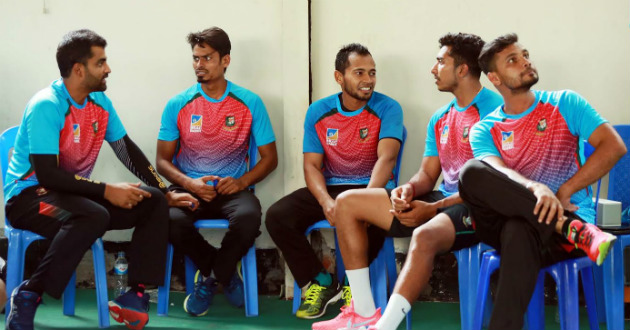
[596,235,617,266]
[296,289,343,320]
[108,301,149,330]
[6,287,21,328]
[183,294,210,316]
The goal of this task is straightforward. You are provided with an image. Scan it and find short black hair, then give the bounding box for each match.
[56,29,107,78]
[335,43,371,73]
[187,27,231,58]
[478,33,519,74]
[438,33,485,79]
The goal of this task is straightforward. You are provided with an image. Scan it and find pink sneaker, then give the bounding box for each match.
[566,220,617,265]
[311,300,381,330]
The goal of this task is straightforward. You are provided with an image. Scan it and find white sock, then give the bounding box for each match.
[375,294,411,330]
[346,268,376,317]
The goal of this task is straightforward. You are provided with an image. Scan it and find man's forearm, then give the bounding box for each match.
[238,154,277,187]
[32,154,106,198]
[434,192,463,209]
[110,136,167,193]
[156,159,194,190]
[558,138,626,199]
[367,156,396,188]
[304,165,333,206]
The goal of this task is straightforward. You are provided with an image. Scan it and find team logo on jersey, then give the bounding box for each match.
[326,128,339,146]
[461,126,470,142]
[92,121,98,135]
[536,118,547,135]
[223,115,238,131]
[440,125,449,144]
[501,131,514,150]
[72,124,80,143]
[190,115,202,133]
[359,127,369,140]
[226,116,235,127]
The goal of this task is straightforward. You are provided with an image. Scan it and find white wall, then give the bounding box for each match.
[311,0,630,188]
[1,0,629,250]
[0,0,310,248]
[310,0,630,251]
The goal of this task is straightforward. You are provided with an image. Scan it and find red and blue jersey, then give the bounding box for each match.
[4,79,126,202]
[303,92,403,188]
[158,81,275,179]
[470,90,608,222]
[425,88,503,196]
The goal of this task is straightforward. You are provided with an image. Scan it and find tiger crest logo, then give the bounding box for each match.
[359,127,369,140]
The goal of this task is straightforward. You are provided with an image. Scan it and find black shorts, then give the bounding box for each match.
[386,190,478,252]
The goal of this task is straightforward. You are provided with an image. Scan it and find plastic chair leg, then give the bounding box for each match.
[524,272,545,330]
[580,266,599,330]
[550,262,580,330]
[601,239,625,330]
[472,252,499,330]
[243,246,259,317]
[369,248,388,311]
[383,237,397,295]
[455,246,478,330]
[5,233,24,317]
[592,264,607,324]
[157,244,174,316]
[333,231,346,283]
[62,272,76,316]
[292,281,302,314]
[184,256,196,295]
[91,239,110,328]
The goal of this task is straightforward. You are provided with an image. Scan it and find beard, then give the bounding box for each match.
[84,72,107,92]
[196,76,210,83]
[342,84,372,101]
[505,70,539,94]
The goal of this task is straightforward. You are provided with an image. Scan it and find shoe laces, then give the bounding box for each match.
[339,305,353,318]
[342,286,352,306]
[571,223,594,249]
[303,283,324,305]
[193,279,212,300]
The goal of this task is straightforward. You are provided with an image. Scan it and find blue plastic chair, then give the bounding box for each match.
[291,127,409,328]
[473,250,599,330]
[588,124,630,330]
[0,126,110,328]
[157,138,259,317]
[453,242,493,330]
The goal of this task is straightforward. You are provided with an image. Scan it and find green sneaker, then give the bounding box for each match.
[296,279,342,319]
[341,285,352,307]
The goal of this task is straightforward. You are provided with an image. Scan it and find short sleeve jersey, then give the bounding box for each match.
[303,92,404,189]
[470,90,608,222]
[4,79,127,202]
[158,81,275,180]
[424,88,503,196]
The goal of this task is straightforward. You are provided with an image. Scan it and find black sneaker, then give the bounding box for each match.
[296,277,342,319]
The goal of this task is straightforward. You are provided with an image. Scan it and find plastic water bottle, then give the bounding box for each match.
[113,251,128,296]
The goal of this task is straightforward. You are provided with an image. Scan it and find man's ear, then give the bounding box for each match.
[457,63,469,78]
[487,71,500,86]
[334,70,344,86]
[221,54,231,68]
[72,62,84,78]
